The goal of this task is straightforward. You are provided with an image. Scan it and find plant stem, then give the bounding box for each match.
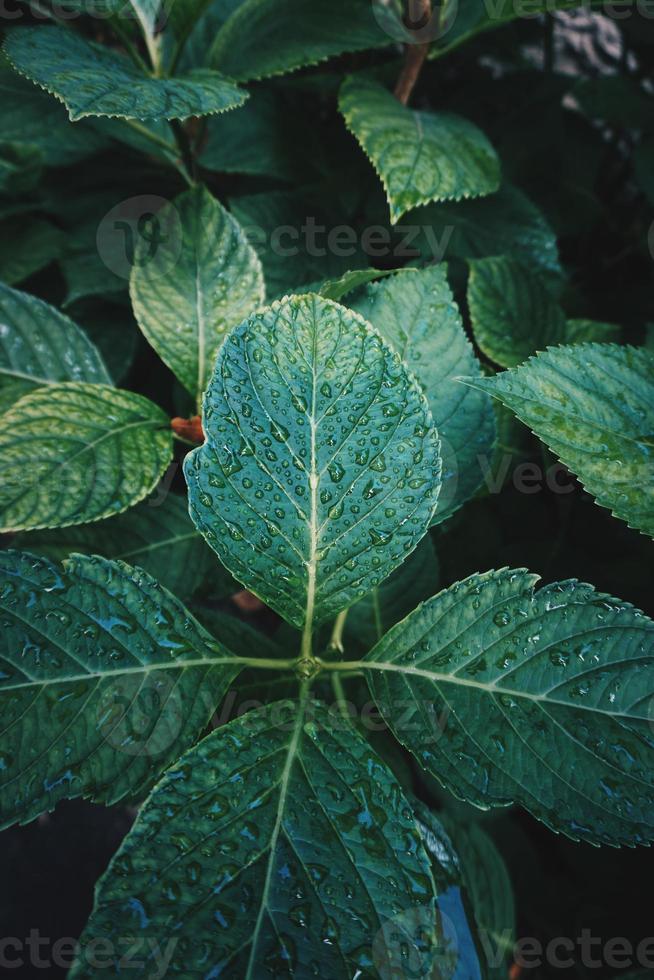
[109,17,151,74]
[121,119,194,187]
[394,0,433,106]
[327,608,349,655]
[331,673,352,725]
[170,120,197,185]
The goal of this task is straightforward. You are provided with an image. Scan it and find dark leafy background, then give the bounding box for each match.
[1,3,654,977]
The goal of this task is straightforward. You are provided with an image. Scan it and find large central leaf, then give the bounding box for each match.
[362,568,654,846]
[339,76,500,223]
[4,27,247,121]
[0,551,244,829]
[70,699,437,978]
[185,294,441,631]
[130,185,264,403]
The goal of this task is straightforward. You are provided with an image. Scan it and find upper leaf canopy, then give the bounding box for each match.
[185,294,441,630]
[4,27,247,121]
[339,76,501,223]
[130,185,264,403]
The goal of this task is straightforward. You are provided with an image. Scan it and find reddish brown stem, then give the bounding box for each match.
[171,415,204,444]
[393,0,433,106]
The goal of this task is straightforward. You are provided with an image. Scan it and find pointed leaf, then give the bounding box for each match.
[339,76,500,224]
[0,383,173,532]
[185,294,441,630]
[209,0,391,81]
[363,568,654,845]
[470,344,654,537]
[350,267,496,522]
[15,493,232,601]
[0,283,112,401]
[0,550,244,829]
[566,318,621,345]
[4,27,247,121]
[467,256,566,368]
[70,699,437,978]
[130,185,264,402]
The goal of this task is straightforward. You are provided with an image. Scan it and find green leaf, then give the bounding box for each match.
[185,294,441,631]
[70,698,437,978]
[0,216,64,287]
[303,268,400,303]
[14,493,229,602]
[130,185,264,402]
[4,27,247,121]
[0,550,244,829]
[438,815,515,977]
[396,183,561,281]
[339,76,500,224]
[350,267,496,522]
[566,318,621,345]
[0,140,42,195]
[363,567,654,846]
[469,344,654,537]
[467,256,567,368]
[200,88,301,180]
[345,534,440,654]
[0,382,173,532]
[0,59,108,166]
[229,187,370,298]
[209,0,391,81]
[0,283,112,402]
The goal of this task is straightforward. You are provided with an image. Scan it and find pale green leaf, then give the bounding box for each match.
[185,294,441,630]
[364,567,654,845]
[0,550,244,829]
[14,493,230,601]
[469,344,654,537]
[467,256,567,368]
[4,27,247,121]
[70,698,437,978]
[0,283,112,397]
[209,0,391,81]
[301,268,400,303]
[0,382,173,532]
[130,185,264,402]
[339,76,500,224]
[350,267,496,522]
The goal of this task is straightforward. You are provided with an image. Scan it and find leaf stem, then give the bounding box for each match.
[394,0,433,106]
[170,119,197,185]
[327,608,348,655]
[109,17,152,74]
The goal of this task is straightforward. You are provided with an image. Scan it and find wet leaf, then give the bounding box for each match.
[0,551,243,829]
[185,294,441,630]
[71,698,437,978]
[364,568,654,845]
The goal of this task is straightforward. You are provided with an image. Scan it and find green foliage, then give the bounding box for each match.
[4,27,247,121]
[340,76,500,223]
[185,294,441,630]
[472,345,654,537]
[1,2,653,974]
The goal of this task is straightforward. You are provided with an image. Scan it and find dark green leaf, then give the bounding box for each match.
[364,568,654,845]
[0,550,244,829]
